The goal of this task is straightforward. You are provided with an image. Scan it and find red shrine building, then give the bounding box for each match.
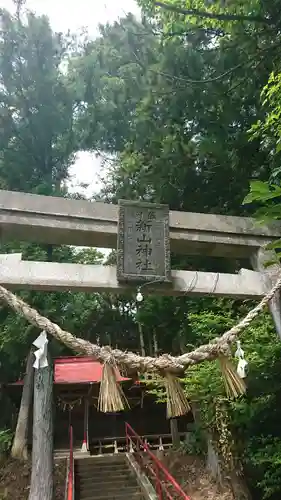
[8,356,191,455]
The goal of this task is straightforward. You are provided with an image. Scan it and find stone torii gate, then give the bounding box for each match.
[0,189,280,335]
[2,189,281,500]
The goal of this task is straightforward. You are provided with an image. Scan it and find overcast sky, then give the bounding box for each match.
[2,0,140,197]
[2,0,139,34]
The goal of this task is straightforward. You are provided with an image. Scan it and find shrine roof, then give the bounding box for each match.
[10,356,131,385]
[54,356,130,384]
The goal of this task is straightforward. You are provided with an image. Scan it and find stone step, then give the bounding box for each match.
[74,460,128,474]
[77,476,138,488]
[78,469,131,478]
[75,456,126,465]
[79,493,144,500]
[76,474,132,485]
[76,459,126,465]
[78,484,141,495]
[76,464,129,475]
[77,474,135,484]
[74,455,143,500]
[54,449,90,459]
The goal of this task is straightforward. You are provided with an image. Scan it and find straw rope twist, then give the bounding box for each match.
[0,273,281,374]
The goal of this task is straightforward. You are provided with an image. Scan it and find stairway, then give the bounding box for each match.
[74,454,145,500]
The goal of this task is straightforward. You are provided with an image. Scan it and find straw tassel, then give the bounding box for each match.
[98,363,129,413]
[218,356,246,399]
[164,373,190,418]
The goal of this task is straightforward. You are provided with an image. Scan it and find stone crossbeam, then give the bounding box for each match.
[0,190,280,258]
[0,257,267,298]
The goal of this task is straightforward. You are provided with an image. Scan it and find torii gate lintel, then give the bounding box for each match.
[0,189,280,300]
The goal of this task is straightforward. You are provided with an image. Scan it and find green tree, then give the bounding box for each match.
[72,14,276,216]
[0,8,77,195]
[0,6,78,384]
[0,7,107,464]
[138,0,280,32]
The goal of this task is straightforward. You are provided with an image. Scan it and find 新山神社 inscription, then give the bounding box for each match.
[117,200,171,283]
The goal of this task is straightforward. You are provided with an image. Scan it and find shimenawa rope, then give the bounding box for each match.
[0,274,280,373]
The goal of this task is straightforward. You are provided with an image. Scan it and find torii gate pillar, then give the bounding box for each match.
[252,248,281,340]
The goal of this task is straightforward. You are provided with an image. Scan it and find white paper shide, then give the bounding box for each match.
[235,340,248,379]
[33,331,49,369]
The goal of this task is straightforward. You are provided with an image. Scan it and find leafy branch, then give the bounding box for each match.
[154,1,273,25]
[128,40,280,87]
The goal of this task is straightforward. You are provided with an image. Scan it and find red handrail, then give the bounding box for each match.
[125,422,190,500]
[67,425,74,500]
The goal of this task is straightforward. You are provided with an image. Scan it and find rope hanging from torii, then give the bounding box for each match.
[0,276,280,372]
[0,275,281,416]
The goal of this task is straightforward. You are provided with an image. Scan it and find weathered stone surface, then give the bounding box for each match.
[0,190,280,257]
[251,248,281,339]
[117,200,170,283]
[0,259,267,298]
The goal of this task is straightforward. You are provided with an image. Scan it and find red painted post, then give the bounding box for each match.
[67,426,74,500]
[155,463,163,500]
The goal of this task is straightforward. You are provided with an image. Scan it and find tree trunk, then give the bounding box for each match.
[170,418,180,449]
[229,471,252,500]
[11,349,34,460]
[177,331,186,356]
[29,363,53,500]
[191,401,222,484]
[153,330,158,356]
[206,437,222,485]
[138,321,146,356]
[191,402,251,498]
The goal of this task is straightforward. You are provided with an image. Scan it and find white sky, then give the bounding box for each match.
[2,0,140,198]
[1,0,139,35]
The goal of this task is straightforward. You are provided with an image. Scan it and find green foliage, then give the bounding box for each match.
[138,0,281,38]
[0,429,13,455]
[248,437,281,499]
[184,312,281,498]
[243,181,281,206]
[250,72,281,180]
[0,9,141,382]
[0,8,78,194]
[181,426,206,456]
[241,69,281,495]
[243,179,281,227]
[139,0,266,33]
[242,180,281,261]
[75,12,277,218]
